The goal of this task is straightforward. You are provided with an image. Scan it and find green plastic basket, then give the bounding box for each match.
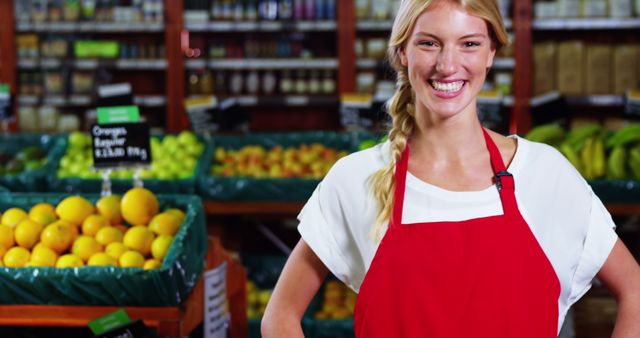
[0,133,58,192]
[0,192,207,306]
[199,131,371,202]
[589,179,640,203]
[45,136,213,195]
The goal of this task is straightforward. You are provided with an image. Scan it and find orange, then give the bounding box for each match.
[148,212,180,236]
[55,196,95,225]
[56,254,84,268]
[96,194,123,225]
[14,219,43,249]
[30,245,58,267]
[105,242,128,260]
[1,208,28,228]
[123,226,155,257]
[119,250,145,268]
[143,259,161,270]
[0,225,15,249]
[151,235,174,261]
[81,214,110,236]
[164,208,186,224]
[120,187,159,225]
[95,226,124,246]
[87,252,117,266]
[40,221,73,254]
[28,203,57,226]
[3,247,31,267]
[71,236,103,262]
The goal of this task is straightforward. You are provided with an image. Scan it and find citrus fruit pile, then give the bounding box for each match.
[313,280,356,320]
[0,187,185,269]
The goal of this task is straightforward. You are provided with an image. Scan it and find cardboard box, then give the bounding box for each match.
[612,44,638,94]
[534,42,557,95]
[585,44,612,95]
[557,41,585,95]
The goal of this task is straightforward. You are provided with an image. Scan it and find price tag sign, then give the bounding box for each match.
[204,262,229,338]
[339,93,373,130]
[0,83,11,120]
[92,320,151,338]
[185,96,219,134]
[97,105,140,124]
[625,89,640,116]
[91,122,151,169]
[88,309,131,335]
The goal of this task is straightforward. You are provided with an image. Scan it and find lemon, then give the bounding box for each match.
[56,254,84,268]
[4,247,31,267]
[96,194,123,225]
[71,236,103,262]
[40,221,73,254]
[14,219,44,249]
[0,225,15,249]
[28,203,57,226]
[143,258,161,270]
[55,196,95,226]
[105,242,128,260]
[30,245,58,267]
[121,187,159,225]
[164,208,186,224]
[148,212,180,236]
[151,235,174,261]
[87,252,117,266]
[81,214,110,236]
[1,208,28,228]
[0,245,7,260]
[95,226,124,246]
[119,250,145,268]
[123,226,155,257]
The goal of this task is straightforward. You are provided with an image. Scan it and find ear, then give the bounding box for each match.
[399,47,408,67]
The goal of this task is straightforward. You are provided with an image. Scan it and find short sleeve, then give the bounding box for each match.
[567,191,618,305]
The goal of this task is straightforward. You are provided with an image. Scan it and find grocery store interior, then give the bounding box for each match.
[0,0,639,337]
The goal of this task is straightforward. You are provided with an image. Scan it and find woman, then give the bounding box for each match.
[262,0,640,336]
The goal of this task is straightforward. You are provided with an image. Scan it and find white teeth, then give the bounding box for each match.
[431,80,463,92]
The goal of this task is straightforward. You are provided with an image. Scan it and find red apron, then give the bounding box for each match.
[354,129,560,338]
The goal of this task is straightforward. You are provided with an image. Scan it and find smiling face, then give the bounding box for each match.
[399,0,496,123]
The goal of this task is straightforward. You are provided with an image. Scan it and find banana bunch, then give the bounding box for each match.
[606,124,640,180]
[525,123,566,147]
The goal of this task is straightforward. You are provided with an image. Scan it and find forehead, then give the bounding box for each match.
[412,0,489,36]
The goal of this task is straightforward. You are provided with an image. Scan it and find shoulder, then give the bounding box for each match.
[322,141,391,189]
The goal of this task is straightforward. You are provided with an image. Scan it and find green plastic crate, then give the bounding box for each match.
[0,133,57,192]
[589,179,640,203]
[0,192,207,306]
[45,135,212,195]
[199,131,371,202]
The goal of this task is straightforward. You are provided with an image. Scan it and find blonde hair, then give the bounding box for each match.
[369,0,509,240]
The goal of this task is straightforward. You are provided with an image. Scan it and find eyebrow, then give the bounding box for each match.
[413,32,488,40]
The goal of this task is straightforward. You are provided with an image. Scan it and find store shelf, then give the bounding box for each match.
[185,58,338,70]
[533,18,640,30]
[356,59,384,69]
[356,18,512,30]
[185,20,336,32]
[17,94,166,107]
[565,95,625,106]
[18,58,167,70]
[232,95,338,107]
[492,57,515,70]
[15,21,164,33]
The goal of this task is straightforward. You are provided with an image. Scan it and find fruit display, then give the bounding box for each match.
[210,143,349,179]
[246,280,273,319]
[0,187,184,269]
[0,146,48,176]
[56,131,205,180]
[525,122,640,181]
[313,280,356,320]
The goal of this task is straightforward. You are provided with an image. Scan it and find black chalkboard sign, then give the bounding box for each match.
[91,123,151,169]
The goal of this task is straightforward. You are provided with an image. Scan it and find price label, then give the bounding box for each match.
[625,90,640,116]
[93,320,151,338]
[91,123,151,169]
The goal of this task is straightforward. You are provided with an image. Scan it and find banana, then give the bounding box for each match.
[580,136,595,180]
[525,123,566,146]
[606,146,627,180]
[565,123,601,151]
[560,142,584,176]
[592,135,606,179]
[629,146,640,180]
[606,123,640,149]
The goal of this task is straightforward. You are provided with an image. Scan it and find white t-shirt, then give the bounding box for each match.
[298,135,618,333]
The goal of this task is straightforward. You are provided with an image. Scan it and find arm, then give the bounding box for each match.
[596,239,640,338]
[261,239,329,338]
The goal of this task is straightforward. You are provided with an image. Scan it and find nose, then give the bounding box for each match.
[435,47,458,75]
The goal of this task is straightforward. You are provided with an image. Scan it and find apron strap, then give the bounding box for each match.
[392,141,410,227]
[481,128,518,217]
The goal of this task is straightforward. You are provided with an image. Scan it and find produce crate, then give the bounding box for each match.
[242,254,354,338]
[45,136,213,195]
[199,131,370,202]
[0,192,207,306]
[0,133,57,192]
[589,179,640,203]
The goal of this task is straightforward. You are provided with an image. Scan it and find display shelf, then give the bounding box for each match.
[15,21,165,33]
[185,20,337,32]
[234,95,338,107]
[533,17,640,30]
[355,18,512,30]
[17,58,167,70]
[565,95,625,107]
[492,57,516,70]
[17,94,166,107]
[205,201,304,216]
[355,58,514,70]
[185,58,338,70]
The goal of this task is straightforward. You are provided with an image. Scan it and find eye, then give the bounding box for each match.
[464,41,481,47]
[417,40,438,47]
